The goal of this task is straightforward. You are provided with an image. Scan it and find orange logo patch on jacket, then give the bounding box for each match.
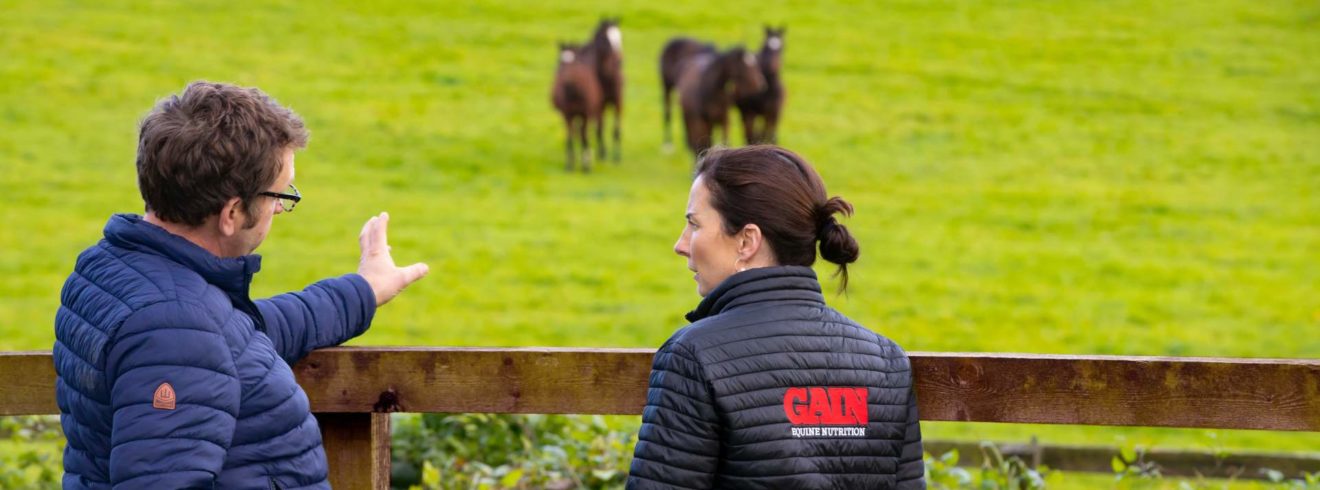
[153,382,176,410]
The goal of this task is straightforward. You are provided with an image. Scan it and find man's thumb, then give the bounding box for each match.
[402,263,430,284]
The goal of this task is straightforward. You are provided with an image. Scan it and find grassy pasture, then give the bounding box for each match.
[1,0,1317,476]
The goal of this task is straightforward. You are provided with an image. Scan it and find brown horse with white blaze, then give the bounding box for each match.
[670,44,766,160]
[577,18,623,162]
[736,25,787,144]
[551,42,603,172]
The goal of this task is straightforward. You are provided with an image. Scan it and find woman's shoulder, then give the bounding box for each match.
[670,303,778,344]
[670,303,910,358]
[654,311,748,361]
[660,318,717,352]
[822,308,914,358]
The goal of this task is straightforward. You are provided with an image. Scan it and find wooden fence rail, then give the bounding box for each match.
[3,348,1318,488]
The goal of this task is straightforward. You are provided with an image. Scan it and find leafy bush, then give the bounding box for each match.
[926,447,975,488]
[390,413,636,490]
[0,416,63,488]
[925,443,1047,490]
[9,413,1319,490]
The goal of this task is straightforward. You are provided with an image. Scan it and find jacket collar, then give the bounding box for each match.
[102,213,262,296]
[686,265,825,322]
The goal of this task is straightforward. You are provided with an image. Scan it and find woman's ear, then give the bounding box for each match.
[218,197,243,237]
[738,224,764,260]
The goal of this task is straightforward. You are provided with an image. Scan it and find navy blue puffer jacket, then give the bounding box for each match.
[628,266,924,489]
[54,214,376,489]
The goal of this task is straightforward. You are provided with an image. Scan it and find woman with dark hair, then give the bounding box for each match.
[627,145,924,489]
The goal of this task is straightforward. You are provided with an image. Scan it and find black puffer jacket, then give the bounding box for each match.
[628,266,924,489]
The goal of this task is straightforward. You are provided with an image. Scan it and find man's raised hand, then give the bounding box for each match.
[358,212,429,306]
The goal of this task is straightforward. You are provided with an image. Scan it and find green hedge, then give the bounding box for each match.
[4,414,1316,489]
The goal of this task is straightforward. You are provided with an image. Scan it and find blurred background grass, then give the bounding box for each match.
[1,0,1317,478]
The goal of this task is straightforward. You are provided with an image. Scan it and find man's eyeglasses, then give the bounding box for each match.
[259,183,301,212]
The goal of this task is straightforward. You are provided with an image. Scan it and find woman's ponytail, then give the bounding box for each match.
[817,196,859,291]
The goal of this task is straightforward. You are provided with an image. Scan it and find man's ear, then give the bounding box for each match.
[218,197,243,237]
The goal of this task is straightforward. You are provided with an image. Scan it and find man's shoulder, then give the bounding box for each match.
[70,239,212,307]
[56,241,248,372]
[60,239,233,342]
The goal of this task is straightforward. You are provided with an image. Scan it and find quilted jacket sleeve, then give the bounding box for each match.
[106,301,240,489]
[626,339,720,489]
[896,382,926,489]
[256,273,377,365]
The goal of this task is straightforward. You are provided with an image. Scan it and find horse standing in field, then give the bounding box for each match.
[576,18,624,162]
[666,43,766,160]
[735,26,787,144]
[551,42,604,172]
[659,37,716,151]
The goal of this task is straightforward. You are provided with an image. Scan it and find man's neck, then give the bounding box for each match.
[144,212,226,257]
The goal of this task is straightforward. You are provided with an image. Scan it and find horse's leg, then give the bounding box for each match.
[564,116,575,172]
[683,114,699,159]
[580,115,593,173]
[741,111,757,145]
[719,118,729,147]
[662,86,673,151]
[696,119,712,166]
[687,116,712,165]
[595,106,606,162]
[612,98,622,163]
[765,110,779,144]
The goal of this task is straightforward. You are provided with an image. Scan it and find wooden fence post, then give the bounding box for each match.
[317,412,391,489]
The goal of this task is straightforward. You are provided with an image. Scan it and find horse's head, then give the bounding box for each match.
[761,25,786,73]
[557,42,583,67]
[724,46,767,96]
[594,17,622,53]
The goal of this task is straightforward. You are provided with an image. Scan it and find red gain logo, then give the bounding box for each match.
[783,387,868,425]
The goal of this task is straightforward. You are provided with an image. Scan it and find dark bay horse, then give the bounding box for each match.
[659,37,716,150]
[735,26,786,145]
[671,45,766,160]
[551,42,603,172]
[576,18,623,162]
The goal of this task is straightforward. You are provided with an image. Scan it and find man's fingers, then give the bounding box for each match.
[376,212,391,250]
[359,216,375,250]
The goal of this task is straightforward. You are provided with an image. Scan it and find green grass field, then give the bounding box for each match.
[2,0,1318,478]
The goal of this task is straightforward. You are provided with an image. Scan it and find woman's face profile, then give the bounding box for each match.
[675,176,741,296]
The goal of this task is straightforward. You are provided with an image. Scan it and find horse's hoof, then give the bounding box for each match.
[662,142,674,154]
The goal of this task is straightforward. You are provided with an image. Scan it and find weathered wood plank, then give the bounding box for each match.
[0,351,57,416]
[317,412,391,489]
[910,352,1320,431]
[293,347,656,415]
[4,348,1319,431]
